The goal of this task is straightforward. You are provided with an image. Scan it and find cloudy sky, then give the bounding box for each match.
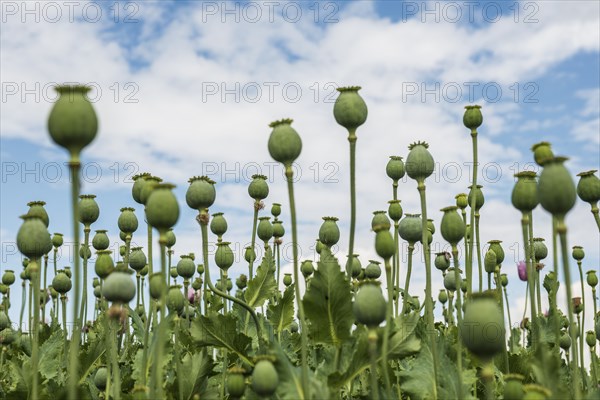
[1,1,599,338]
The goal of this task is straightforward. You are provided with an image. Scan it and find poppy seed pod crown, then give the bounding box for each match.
[531,141,554,167]
[26,201,49,228]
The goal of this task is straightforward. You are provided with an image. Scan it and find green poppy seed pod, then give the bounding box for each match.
[94,367,108,391]
[22,258,29,268]
[248,174,269,201]
[444,268,461,292]
[93,285,102,298]
[140,265,149,277]
[319,217,340,247]
[0,312,9,330]
[92,277,100,288]
[272,220,285,239]
[131,173,152,204]
[503,373,525,400]
[531,142,554,167]
[268,119,302,166]
[365,260,382,279]
[119,245,126,257]
[47,85,98,160]
[271,203,281,218]
[186,176,216,211]
[434,252,451,272]
[102,272,135,303]
[226,278,233,292]
[460,291,505,360]
[146,184,179,233]
[244,247,256,264]
[375,230,395,260]
[455,193,468,210]
[227,367,246,398]
[348,254,362,278]
[0,285,7,295]
[92,229,110,250]
[386,156,405,181]
[95,250,115,279]
[78,194,100,225]
[573,297,583,314]
[538,157,577,217]
[236,275,247,290]
[64,267,72,279]
[438,289,448,304]
[215,242,234,271]
[487,240,505,265]
[463,105,483,131]
[353,282,387,327]
[170,267,178,279]
[571,246,584,261]
[406,141,434,182]
[399,214,423,244]
[167,286,185,314]
[301,260,314,278]
[51,233,64,248]
[164,229,176,248]
[440,206,465,246]
[149,273,166,300]
[257,217,273,243]
[139,175,162,205]
[587,270,598,287]
[17,215,52,259]
[427,219,435,235]
[512,172,539,212]
[118,207,138,235]
[576,170,600,204]
[20,270,28,281]
[210,212,228,238]
[80,244,91,260]
[2,270,15,286]
[129,247,147,272]
[192,277,203,291]
[522,385,551,400]
[289,321,299,333]
[387,200,403,222]
[52,272,72,294]
[484,249,497,274]
[468,185,485,210]
[372,210,391,231]
[283,273,293,287]
[586,330,596,348]
[177,255,196,279]
[559,332,571,350]
[251,359,279,397]
[500,273,508,287]
[532,238,548,261]
[333,86,368,131]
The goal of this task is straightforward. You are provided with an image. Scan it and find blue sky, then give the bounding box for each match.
[1,1,599,333]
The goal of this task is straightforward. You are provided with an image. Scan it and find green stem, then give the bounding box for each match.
[43,254,48,321]
[393,222,400,316]
[68,161,81,400]
[521,213,538,352]
[592,288,598,320]
[467,130,479,297]
[536,269,542,317]
[19,281,25,332]
[28,282,32,337]
[577,314,585,391]
[451,246,464,397]
[368,329,380,400]
[79,226,91,330]
[285,166,310,399]
[381,258,394,396]
[495,271,510,373]
[175,317,184,400]
[417,181,438,397]
[110,315,121,400]
[482,362,495,400]
[151,235,167,400]
[346,129,357,281]
[557,218,581,399]
[31,259,41,400]
[475,213,483,292]
[248,203,259,279]
[551,217,561,359]
[61,296,68,364]
[503,286,513,346]
[402,244,414,314]
[146,219,153,275]
[53,248,58,275]
[590,203,600,231]
[140,301,153,387]
[577,261,585,346]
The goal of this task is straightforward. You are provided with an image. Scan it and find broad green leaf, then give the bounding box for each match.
[268,284,295,338]
[244,251,277,308]
[303,248,353,346]
[190,313,253,366]
[38,329,63,384]
[178,351,216,400]
[272,343,329,400]
[328,312,420,390]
